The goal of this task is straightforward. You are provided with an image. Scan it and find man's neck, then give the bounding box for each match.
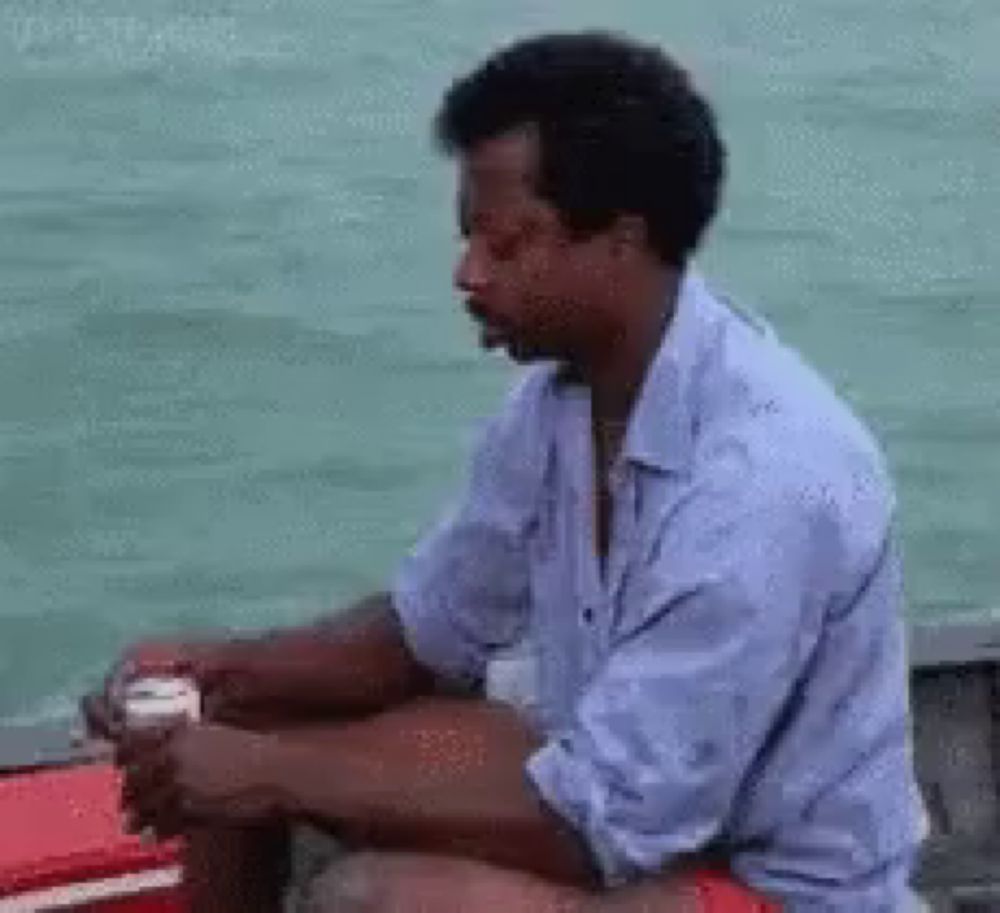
[585,269,681,425]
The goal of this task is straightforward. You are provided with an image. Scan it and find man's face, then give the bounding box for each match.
[454,129,613,365]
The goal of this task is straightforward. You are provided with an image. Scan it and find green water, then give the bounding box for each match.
[0,0,997,722]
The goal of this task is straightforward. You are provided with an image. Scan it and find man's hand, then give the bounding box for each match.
[80,637,310,740]
[80,640,229,741]
[118,723,287,838]
[80,594,431,740]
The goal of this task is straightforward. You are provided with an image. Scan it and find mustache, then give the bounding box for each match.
[465,298,487,320]
[465,300,504,333]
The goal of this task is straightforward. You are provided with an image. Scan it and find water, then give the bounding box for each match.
[0,0,997,722]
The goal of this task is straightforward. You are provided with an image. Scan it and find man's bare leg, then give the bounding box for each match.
[178,696,701,913]
[304,851,702,913]
[177,696,483,913]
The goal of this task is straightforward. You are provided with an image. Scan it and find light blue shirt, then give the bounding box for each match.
[393,272,927,910]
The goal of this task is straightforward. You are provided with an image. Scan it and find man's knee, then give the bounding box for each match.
[303,851,587,913]
[305,852,468,913]
[304,850,700,913]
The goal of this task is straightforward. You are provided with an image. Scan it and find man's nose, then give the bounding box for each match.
[454,243,488,295]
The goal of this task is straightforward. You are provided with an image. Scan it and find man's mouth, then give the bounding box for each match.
[480,323,507,350]
[466,301,514,352]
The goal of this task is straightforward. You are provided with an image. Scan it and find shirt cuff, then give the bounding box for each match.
[391,579,484,690]
[525,736,635,888]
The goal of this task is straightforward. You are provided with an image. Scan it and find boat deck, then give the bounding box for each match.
[909,620,1000,911]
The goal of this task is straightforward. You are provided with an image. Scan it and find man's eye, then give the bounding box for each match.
[488,235,520,261]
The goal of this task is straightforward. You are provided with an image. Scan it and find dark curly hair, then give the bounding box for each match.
[435,31,726,268]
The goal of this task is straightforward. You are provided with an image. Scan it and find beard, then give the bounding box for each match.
[484,325,557,364]
[472,289,581,365]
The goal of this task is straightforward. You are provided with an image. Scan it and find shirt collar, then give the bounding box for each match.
[620,268,709,475]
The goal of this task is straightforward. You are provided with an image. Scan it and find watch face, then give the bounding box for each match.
[123,676,201,727]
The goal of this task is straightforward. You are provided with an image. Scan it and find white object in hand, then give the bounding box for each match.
[123,675,201,729]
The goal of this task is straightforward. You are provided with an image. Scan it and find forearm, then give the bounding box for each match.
[223,591,437,720]
[267,697,598,887]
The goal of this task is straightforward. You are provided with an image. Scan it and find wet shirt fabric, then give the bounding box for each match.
[392,271,927,910]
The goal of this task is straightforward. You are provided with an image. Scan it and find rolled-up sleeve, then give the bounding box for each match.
[392,369,549,688]
[526,471,851,887]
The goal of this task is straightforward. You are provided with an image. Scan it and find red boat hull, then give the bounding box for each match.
[0,762,185,912]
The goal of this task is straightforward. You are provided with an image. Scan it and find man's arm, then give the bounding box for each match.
[121,642,596,887]
[210,591,441,721]
[84,591,440,736]
[263,697,599,887]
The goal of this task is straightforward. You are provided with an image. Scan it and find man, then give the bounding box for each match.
[84,31,927,912]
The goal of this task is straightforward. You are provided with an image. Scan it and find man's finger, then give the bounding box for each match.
[127,642,197,675]
[116,725,176,770]
[201,675,252,721]
[121,744,179,810]
[80,692,123,741]
[124,783,183,838]
[120,738,173,773]
[122,761,175,809]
